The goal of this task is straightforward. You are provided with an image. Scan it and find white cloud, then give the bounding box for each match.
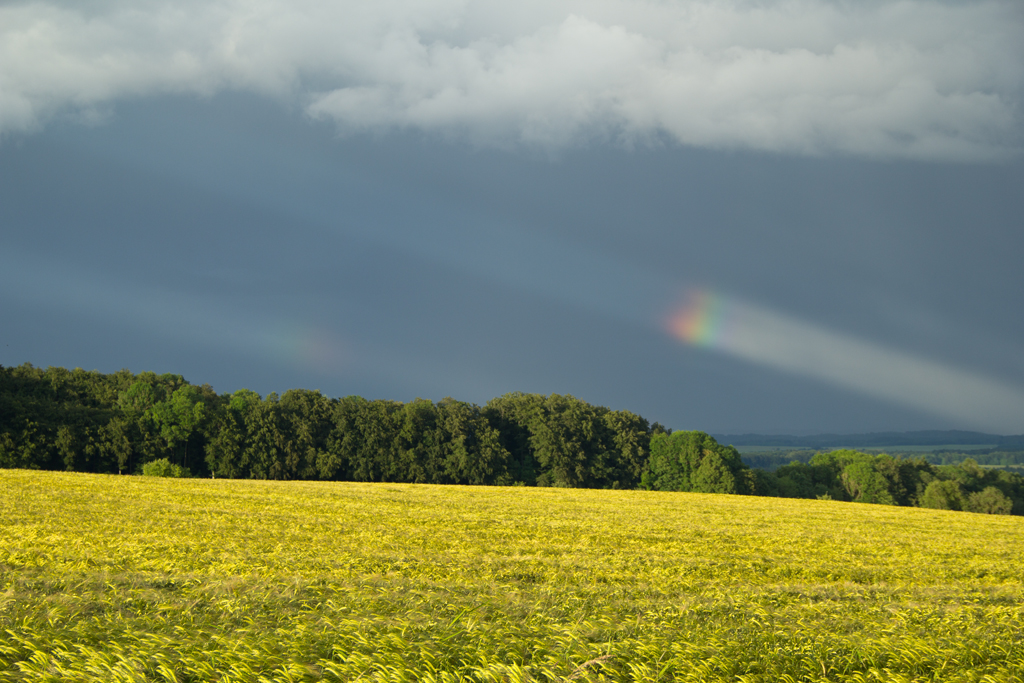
[1,0,1021,159]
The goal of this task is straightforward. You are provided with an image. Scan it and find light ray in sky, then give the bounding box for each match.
[666,290,1024,433]
[0,249,351,378]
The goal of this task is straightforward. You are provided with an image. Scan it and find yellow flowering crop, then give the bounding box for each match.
[1,470,1022,681]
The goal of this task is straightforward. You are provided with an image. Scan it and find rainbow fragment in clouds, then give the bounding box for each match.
[663,289,1024,433]
[666,290,737,349]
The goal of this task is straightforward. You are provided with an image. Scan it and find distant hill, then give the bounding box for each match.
[713,430,1024,450]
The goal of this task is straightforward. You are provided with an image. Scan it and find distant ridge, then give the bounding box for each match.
[712,430,1024,450]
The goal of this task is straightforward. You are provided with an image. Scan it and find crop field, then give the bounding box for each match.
[1,471,1023,682]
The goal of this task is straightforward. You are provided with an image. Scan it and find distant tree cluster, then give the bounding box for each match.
[2,363,1021,515]
[762,450,1022,514]
[739,449,1024,471]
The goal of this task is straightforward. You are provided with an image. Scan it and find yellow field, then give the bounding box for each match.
[1,471,1022,682]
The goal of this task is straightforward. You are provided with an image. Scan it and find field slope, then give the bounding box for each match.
[1,471,1022,682]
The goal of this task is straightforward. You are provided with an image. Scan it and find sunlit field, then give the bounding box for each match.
[1,471,1022,682]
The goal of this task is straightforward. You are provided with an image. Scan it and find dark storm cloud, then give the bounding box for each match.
[2,2,1024,433]
[3,94,1024,432]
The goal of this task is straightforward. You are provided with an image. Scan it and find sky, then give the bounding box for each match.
[2,0,1023,435]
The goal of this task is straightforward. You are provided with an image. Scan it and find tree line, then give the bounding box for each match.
[740,448,1024,471]
[0,364,663,488]
[2,363,1021,515]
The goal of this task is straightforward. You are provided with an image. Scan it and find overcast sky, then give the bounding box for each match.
[2,0,1023,434]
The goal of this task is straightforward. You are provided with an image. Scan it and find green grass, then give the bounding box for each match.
[1,470,1023,682]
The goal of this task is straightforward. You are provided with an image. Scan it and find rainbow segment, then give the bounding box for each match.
[265,324,349,374]
[662,288,1024,432]
[665,290,737,349]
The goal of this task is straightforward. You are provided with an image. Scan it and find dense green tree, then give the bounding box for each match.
[840,459,897,505]
[642,431,750,494]
[279,389,334,480]
[483,392,543,485]
[99,418,134,474]
[920,480,966,511]
[396,399,443,483]
[966,486,1014,514]
[118,381,157,414]
[204,390,256,478]
[148,385,206,471]
[747,468,780,497]
[690,448,741,494]
[773,460,837,499]
[242,393,288,480]
[529,394,600,488]
[350,400,404,482]
[434,397,511,485]
[989,469,1024,515]
[55,425,78,471]
[316,396,366,480]
[602,409,652,487]
[142,457,190,478]
[0,420,46,470]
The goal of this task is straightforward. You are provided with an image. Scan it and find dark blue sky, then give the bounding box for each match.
[2,1,1023,434]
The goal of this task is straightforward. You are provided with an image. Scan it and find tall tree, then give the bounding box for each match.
[642,431,750,494]
[148,385,206,470]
